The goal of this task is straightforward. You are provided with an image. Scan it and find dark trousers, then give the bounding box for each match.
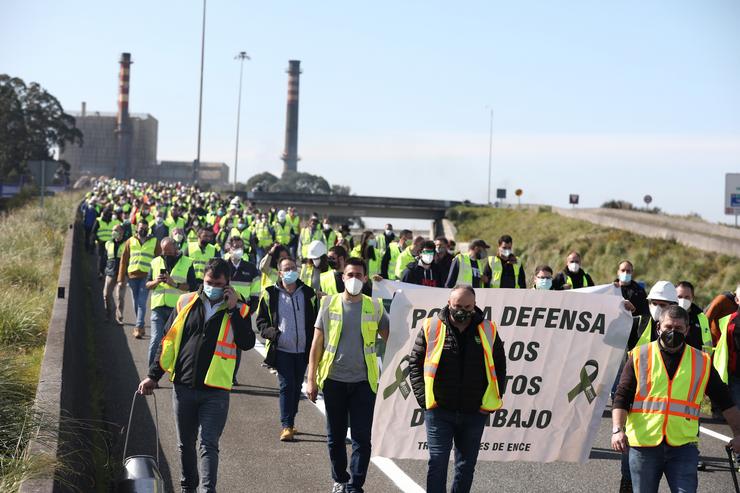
[425,408,487,493]
[172,384,230,493]
[275,350,308,428]
[96,241,106,275]
[322,379,376,493]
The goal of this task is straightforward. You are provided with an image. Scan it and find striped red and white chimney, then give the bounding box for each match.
[117,53,132,128]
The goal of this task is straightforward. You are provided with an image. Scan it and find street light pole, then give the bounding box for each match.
[233,51,251,192]
[194,0,207,184]
[487,107,493,205]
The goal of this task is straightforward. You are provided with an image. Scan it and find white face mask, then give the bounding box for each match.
[649,304,663,322]
[500,249,512,258]
[312,258,322,267]
[420,253,435,265]
[173,233,184,242]
[677,298,692,311]
[231,249,243,261]
[568,262,580,273]
[344,277,363,296]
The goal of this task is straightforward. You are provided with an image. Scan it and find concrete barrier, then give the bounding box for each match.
[20,220,96,493]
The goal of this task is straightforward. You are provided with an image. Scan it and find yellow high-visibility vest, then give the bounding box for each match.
[272,221,292,245]
[713,314,735,383]
[150,255,193,309]
[160,292,250,391]
[422,316,502,412]
[487,256,521,289]
[97,218,121,242]
[625,341,710,447]
[316,294,384,392]
[452,253,480,286]
[128,237,157,274]
[189,243,217,280]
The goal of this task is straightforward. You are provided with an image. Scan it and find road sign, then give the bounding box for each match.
[643,194,652,205]
[496,188,506,199]
[515,188,523,197]
[569,194,579,205]
[726,173,740,216]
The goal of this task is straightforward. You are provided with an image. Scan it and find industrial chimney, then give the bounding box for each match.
[114,53,133,179]
[281,60,301,175]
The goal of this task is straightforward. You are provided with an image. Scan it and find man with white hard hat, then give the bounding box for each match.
[300,240,328,292]
[627,281,678,352]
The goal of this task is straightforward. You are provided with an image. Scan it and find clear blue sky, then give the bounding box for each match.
[3,0,739,223]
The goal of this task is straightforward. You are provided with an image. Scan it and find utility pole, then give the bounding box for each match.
[487,107,493,205]
[233,51,250,192]
[194,0,207,184]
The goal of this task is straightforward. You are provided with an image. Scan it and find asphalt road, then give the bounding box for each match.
[94,270,740,492]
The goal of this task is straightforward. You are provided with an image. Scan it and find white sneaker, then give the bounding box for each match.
[331,482,347,493]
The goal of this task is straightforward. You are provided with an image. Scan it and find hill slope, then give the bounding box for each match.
[450,206,740,307]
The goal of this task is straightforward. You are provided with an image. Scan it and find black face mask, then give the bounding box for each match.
[450,308,473,323]
[327,258,338,269]
[659,330,685,350]
[137,229,148,237]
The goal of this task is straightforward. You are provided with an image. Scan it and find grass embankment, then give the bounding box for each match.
[0,191,83,491]
[450,206,740,307]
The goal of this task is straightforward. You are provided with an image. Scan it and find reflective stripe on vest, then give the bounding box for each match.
[150,255,193,308]
[422,316,502,412]
[713,314,734,384]
[316,294,383,392]
[625,341,710,447]
[488,256,520,289]
[128,237,157,274]
[160,292,249,391]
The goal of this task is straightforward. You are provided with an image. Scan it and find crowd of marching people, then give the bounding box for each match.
[79,178,740,493]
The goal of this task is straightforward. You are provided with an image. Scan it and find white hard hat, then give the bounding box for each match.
[307,240,327,259]
[277,210,287,221]
[647,281,678,303]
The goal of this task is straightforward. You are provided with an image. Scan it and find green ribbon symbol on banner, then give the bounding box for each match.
[567,360,599,404]
[383,355,412,400]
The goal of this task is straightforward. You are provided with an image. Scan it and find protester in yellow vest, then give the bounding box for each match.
[300,240,329,292]
[103,224,126,324]
[318,246,349,297]
[711,285,740,388]
[145,237,196,367]
[381,229,412,280]
[306,257,389,493]
[483,234,526,289]
[184,227,219,282]
[299,216,324,260]
[93,208,121,278]
[675,281,713,354]
[611,305,740,493]
[553,251,595,290]
[408,285,506,493]
[272,210,293,246]
[117,220,161,339]
[138,258,254,493]
[444,239,489,288]
[395,235,423,279]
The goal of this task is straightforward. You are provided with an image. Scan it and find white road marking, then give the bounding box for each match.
[251,339,425,493]
[700,426,732,443]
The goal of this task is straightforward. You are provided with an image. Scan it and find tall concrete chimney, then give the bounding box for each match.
[81,101,86,117]
[114,53,133,179]
[281,60,301,175]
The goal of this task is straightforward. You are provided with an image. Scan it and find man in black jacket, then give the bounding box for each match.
[256,256,318,442]
[138,258,255,493]
[409,286,507,493]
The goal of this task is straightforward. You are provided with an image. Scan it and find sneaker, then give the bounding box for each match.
[291,426,298,435]
[280,427,295,442]
[331,482,347,493]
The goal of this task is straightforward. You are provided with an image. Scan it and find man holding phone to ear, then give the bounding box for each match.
[139,258,255,493]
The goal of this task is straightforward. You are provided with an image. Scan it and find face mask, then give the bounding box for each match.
[385,229,392,235]
[323,223,330,230]
[476,250,487,260]
[203,284,224,301]
[450,308,473,323]
[659,329,685,350]
[327,258,338,269]
[649,304,663,322]
[421,253,434,265]
[138,229,148,237]
[500,249,512,258]
[345,277,363,296]
[312,258,322,267]
[112,231,121,241]
[677,298,692,311]
[282,270,299,285]
[435,246,446,254]
[568,262,580,273]
[231,249,243,261]
[536,277,552,290]
[366,239,377,248]
[173,233,184,242]
[156,217,164,225]
[618,272,632,283]
[193,220,200,227]
[237,222,245,229]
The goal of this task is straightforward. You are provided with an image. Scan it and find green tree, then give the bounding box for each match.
[245,171,279,192]
[0,75,82,182]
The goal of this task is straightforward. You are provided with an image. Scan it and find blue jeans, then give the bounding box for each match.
[128,277,149,329]
[322,379,376,493]
[629,443,698,493]
[148,306,172,367]
[276,351,308,428]
[425,408,487,493]
[172,384,230,493]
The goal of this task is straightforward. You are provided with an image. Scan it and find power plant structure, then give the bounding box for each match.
[281,60,301,176]
[61,52,229,186]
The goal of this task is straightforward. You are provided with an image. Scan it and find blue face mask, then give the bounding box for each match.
[535,277,553,290]
[203,283,224,301]
[282,270,299,285]
[619,272,632,283]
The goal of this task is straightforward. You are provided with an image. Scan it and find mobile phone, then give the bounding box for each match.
[160,268,167,275]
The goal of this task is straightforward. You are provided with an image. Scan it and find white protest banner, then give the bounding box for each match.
[372,279,432,300]
[371,287,633,463]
